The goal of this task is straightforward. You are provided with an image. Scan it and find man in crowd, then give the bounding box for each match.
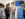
[2,4,5,19]
[0,3,5,19]
[5,3,10,19]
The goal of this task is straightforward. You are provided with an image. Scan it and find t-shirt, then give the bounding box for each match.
[10,5,16,12]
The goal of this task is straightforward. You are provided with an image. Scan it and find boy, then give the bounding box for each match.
[11,2,16,19]
[5,3,10,19]
[17,1,24,19]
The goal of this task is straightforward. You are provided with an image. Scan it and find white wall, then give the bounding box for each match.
[0,0,15,8]
[0,0,15,5]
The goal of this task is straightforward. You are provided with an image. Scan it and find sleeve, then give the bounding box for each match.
[2,9,5,16]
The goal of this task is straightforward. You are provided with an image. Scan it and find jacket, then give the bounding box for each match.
[17,6,24,19]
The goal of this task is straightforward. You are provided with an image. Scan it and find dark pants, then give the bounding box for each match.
[23,10,25,19]
[6,14,10,19]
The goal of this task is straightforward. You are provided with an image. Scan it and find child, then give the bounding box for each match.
[17,1,24,19]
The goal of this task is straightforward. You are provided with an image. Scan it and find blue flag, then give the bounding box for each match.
[15,1,21,6]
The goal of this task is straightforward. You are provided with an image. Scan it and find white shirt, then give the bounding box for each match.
[10,5,16,12]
